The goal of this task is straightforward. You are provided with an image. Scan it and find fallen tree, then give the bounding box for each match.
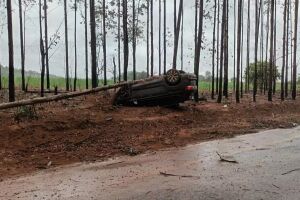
[0,80,142,110]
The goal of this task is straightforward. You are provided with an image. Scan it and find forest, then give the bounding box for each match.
[0,0,298,105]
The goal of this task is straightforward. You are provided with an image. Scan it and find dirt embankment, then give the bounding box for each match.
[0,91,300,179]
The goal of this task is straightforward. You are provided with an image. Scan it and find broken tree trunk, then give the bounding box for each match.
[0,80,146,110]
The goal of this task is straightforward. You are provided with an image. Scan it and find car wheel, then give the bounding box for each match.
[165,69,181,85]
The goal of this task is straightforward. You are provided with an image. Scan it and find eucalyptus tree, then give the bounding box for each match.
[281,0,288,100]
[7,0,15,101]
[90,0,98,88]
[292,0,299,100]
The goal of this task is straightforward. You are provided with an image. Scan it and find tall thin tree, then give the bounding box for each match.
[64,0,70,91]
[18,0,25,91]
[123,0,129,81]
[281,0,287,101]
[194,0,204,102]
[85,0,89,89]
[292,0,299,100]
[90,0,97,88]
[39,0,45,97]
[150,0,154,75]
[74,0,78,91]
[133,0,137,79]
[211,0,217,99]
[103,0,107,85]
[7,0,15,102]
[163,0,167,74]
[268,0,275,101]
[217,0,227,103]
[236,0,242,103]
[44,0,49,90]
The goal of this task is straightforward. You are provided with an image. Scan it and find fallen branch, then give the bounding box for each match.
[216,152,238,164]
[0,79,153,110]
[159,172,200,178]
[282,168,300,175]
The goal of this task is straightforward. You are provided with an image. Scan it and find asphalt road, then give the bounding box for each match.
[1,127,300,200]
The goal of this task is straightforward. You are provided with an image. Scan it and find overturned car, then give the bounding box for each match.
[113,69,197,106]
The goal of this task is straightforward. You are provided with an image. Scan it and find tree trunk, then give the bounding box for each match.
[90,0,97,88]
[285,0,290,97]
[7,0,15,102]
[74,0,78,91]
[150,0,154,75]
[44,0,50,90]
[211,0,217,99]
[281,0,287,101]
[146,0,149,77]
[223,0,229,99]
[253,0,260,102]
[273,0,277,94]
[194,0,204,102]
[217,0,226,103]
[64,0,70,91]
[180,8,183,71]
[172,0,183,69]
[39,0,45,97]
[133,0,137,79]
[123,0,129,81]
[85,0,89,89]
[118,0,121,81]
[194,0,198,87]
[113,57,117,83]
[18,0,25,91]
[246,0,250,93]
[103,0,107,85]
[163,0,167,74]
[216,0,220,94]
[236,0,242,103]
[268,0,274,101]
[158,0,161,75]
[292,0,299,100]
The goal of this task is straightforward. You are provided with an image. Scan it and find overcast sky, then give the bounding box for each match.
[0,0,299,80]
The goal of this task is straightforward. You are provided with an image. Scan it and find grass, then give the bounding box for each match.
[1,76,299,93]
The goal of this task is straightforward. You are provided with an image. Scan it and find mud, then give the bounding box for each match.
[1,91,300,179]
[1,127,300,200]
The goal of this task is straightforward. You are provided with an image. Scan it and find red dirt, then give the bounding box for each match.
[1,90,300,180]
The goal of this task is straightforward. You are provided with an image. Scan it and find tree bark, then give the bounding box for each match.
[123,0,129,81]
[90,0,98,88]
[163,0,167,74]
[172,0,183,69]
[44,0,50,90]
[118,0,121,82]
[150,0,154,75]
[39,0,45,97]
[18,0,25,91]
[85,0,89,89]
[133,0,137,79]
[292,0,299,100]
[194,0,204,102]
[211,0,217,99]
[103,0,107,85]
[64,0,70,91]
[217,0,226,103]
[7,0,15,102]
[268,0,275,101]
[281,0,287,100]
[236,0,242,103]
[74,0,78,91]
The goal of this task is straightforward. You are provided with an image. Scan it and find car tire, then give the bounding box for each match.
[165,69,181,86]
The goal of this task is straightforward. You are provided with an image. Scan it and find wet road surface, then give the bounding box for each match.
[1,127,300,200]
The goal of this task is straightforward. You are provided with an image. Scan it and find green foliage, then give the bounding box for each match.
[14,106,38,122]
[244,61,280,86]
